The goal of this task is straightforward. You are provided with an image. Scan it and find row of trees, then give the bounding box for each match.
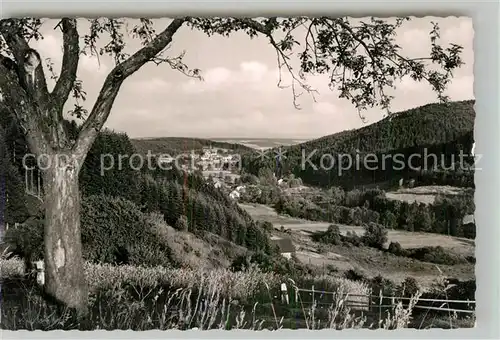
[314,223,472,266]
[274,190,475,238]
[236,162,475,239]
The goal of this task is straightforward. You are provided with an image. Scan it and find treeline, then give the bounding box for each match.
[275,187,475,239]
[241,100,475,190]
[131,137,254,156]
[237,171,475,239]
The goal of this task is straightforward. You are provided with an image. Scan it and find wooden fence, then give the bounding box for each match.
[278,283,476,315]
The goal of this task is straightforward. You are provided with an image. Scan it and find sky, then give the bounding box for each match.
[29,17,474,140]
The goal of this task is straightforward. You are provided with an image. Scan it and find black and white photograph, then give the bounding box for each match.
[0,14,477,331]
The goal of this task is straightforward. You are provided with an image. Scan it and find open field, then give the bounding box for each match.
[239,202,475,288]
[239,203,474,254]
[385,185,470,205]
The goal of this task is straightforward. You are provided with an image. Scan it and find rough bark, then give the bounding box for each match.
[42,153,88,313]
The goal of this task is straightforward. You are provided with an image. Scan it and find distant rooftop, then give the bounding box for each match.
[271,237,295,253]
[463,214,475,225]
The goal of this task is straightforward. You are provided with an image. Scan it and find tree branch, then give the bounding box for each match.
[73,17,187,164]
[51,18,79,115]
[0,54,50,156]
[236,18,317,109]
[0,19,51,109]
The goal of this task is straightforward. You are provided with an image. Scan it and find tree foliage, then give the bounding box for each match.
[0,125,29,224]
[5,194,173,267]
[79,129,141,203]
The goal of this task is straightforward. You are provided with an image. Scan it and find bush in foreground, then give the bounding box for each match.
[4,195,173,268]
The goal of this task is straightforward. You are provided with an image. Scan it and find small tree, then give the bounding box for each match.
[387,241,405,256]
[324,224,342,245]
[362,222,388,249]
[175,214,189,232]
[382,211,398,229]
[399,276,420,297]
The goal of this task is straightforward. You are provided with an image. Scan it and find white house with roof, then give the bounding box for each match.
[229,190,240,200]
[462,214,475,225]
[157,155,174,164]
[270,236,295,259]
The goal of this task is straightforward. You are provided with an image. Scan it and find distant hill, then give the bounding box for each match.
[131,137,255,156]
[243,100,476,189]
[300,100,474,153]
[213,138,309,149]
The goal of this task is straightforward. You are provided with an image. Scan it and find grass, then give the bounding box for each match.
[238,202,475,282]
[0,258,474,331]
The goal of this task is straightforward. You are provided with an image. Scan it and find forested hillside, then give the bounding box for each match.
[131,137,254,156]
[1,118,274,266]
[242,100,475,189]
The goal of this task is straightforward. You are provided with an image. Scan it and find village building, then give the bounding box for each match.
[461,214,476,239]
[229,190,240,200]
[270,236,296,260]
[157,155,174,165]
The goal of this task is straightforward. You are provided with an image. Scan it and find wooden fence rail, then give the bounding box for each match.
[278,283,475,315]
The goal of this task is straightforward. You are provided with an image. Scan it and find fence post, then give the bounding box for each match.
[35,260,45,286]
[281,283,289,305]
[378,289,383,327]
[312,285,315,305]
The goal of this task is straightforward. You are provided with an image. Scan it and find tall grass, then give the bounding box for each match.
[0,258,474,330]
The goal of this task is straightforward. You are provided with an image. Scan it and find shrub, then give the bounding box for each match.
[370,274,397,295]
[260,221,274,233]
[406,246,466,265]
[231,250,309,278]
[343,231,362,247]
[343,269,366,282]
[323,224,342,245]
[3,215,45,272]
[288,177,303,188]
[362,223,388,250]
[399,276,420,297]
[240,173,259,185]
[7,195,173,268]
[387,241,406,256]
[80,195,172,267]
[175,215,189,232]
[369,274,397,305]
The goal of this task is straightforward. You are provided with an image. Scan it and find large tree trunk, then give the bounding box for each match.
[42,153,88,313]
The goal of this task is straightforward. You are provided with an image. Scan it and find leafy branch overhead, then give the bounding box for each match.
[187,17,463,113]
[1,16,463,150]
